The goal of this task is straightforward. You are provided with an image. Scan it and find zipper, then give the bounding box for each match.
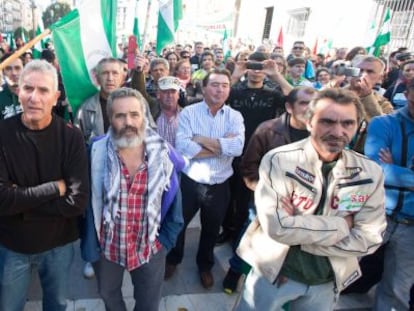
[317,171,328,215]
[285,172,317,193]
[337,178,373,189]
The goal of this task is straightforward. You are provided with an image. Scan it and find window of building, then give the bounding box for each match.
[286,7,311,38]
[262,6,274,41]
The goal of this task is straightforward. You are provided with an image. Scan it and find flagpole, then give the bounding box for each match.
[0,29,51,70]
[141,0,153,52]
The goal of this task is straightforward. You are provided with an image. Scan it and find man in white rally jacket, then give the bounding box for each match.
[234,88,386,311]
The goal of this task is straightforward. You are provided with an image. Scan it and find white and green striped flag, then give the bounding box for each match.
[33,16,45,59]
[156,0,183,55]
[20,28,27,43]
[371,7,391,57]
[133,1,143,51]
[8,32,15,51]
[51,0,117,115]
[222,28,231,60]
[365,20,376,55]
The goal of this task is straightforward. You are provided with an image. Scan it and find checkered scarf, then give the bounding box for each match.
[103,127,173,244]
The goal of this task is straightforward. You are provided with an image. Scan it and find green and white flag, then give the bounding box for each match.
[173,0,183,31]
[20,28,27,43]
[133,1,143,51]
[156,0,183,55]
[222,28,231,60]
[365,20,376,55]
[8,32,15,51]
[52,0,117,115]
[371,7,391,57]
[33,17,45,59]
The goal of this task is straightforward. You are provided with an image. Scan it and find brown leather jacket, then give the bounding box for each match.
[241,113,299,182]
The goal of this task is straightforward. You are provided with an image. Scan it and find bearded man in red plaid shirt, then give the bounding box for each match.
[85,87,184,311]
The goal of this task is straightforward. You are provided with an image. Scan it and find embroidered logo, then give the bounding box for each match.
[291,191,314,210]
[295,166,315,184]
[337,192,369,211]
[344,167,362,179]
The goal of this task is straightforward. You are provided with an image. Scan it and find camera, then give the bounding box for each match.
[246,62,264,70]
[343,67,361,77]
[396,52,413,62]
[333,62,360,77]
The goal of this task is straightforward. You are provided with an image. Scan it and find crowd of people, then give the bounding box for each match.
[0,36,414,311]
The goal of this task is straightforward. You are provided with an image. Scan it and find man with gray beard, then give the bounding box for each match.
[82,88,184,311]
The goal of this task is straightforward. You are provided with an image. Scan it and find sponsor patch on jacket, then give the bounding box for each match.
[338,192,369,211]
[344,167,362,179]
[295,166,315,184]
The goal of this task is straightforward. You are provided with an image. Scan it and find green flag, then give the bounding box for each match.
[372,7,391,56]
[156,0,183,55]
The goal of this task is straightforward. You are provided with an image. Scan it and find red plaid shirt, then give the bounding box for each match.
[101,160,161,271]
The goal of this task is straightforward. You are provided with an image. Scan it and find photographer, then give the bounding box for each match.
[347,56,394,152]
[218,52,291,247]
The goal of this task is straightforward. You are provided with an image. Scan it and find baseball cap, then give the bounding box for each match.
[158,76,181,91]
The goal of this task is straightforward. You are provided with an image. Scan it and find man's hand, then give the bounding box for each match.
[349,76,373,97]
[56,180,67,197]
[276,275,289,288]
[134,54,147,72]
[230,61,247,85]
[280,196,295,216]
[344,214,354,229]
[224,132,237,138]
[262,59,280,77]
[328,75,346,88]
[191,135,206,145]
[379,147,393,164]
[192,136,221,155]
[378,148,414,190]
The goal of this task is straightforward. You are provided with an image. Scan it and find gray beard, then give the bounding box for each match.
[109,128,145,149]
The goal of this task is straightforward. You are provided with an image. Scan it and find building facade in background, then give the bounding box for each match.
[235,0,413,54]
[0,0,23,33]
[1,0,413,55]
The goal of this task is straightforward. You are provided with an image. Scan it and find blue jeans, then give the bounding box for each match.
[0,242,74,311]
[374,218,414,311]
[229,205,256,274]
[234,269,337,311]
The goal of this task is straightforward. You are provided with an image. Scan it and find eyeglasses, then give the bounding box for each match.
[293,46,304,50]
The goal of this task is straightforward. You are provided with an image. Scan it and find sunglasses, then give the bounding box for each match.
[293,46,304,50]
